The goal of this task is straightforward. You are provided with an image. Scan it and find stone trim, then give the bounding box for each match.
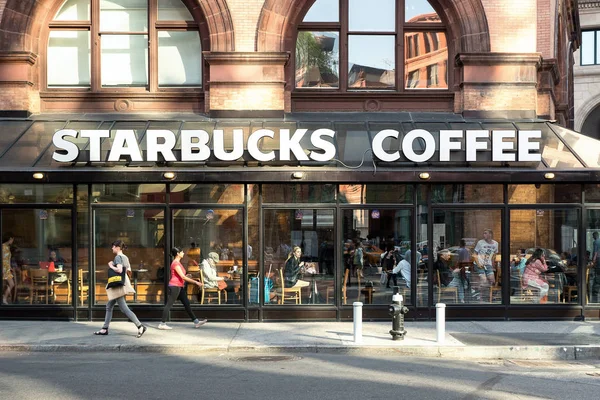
[456,53,542,67]
[203,52,289,65]
[0,51,37,65]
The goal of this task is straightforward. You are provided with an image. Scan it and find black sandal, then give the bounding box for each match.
[94,328,108,336]
[136,325,147,338]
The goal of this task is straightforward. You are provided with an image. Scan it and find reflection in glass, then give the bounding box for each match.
[431,185,503,204]
[158,31,201,86]
[581,31,595,65]
[342,209,412,305]
[48,31,91,87]
[100,0,148,32]
[432,210,502,305]
[508,184,582,204]
[339,185,413,204]
[0,185,73,204]
[77,185,90,306]
[94,208,165,305]
[296,32,339,88]
[405,0,438,22]
[550,123,600,168]
[585,185,600,203]
[265,209,334,305]
[170,184,243,204]
[101,35,148,86]
[263,184,336,203]
[303,0,338,22]
[54,0,90,21]
[588,210,600,304]
[172,208,244,305]
[158,0,193,20]
[248,185,259,305]
[511,209,578,304]
[2,209,72,306]
[348,35,395,89]
[404,32,447,89]
[349,0,395,31]
[92,184,167,203]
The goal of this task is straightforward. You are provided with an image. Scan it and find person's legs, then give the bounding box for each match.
[176,286,200,323]
[161,286,179,323]
[101,299,117,329]
[114,296,142,328]
[2,277,14,304]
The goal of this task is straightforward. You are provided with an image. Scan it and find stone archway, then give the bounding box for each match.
[256,0,490,53]
[578,96,600,140]
[0,0,235,53]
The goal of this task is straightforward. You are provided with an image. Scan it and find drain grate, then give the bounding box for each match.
[232,356,302,362]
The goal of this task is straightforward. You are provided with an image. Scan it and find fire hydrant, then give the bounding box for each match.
[389,286,408,340]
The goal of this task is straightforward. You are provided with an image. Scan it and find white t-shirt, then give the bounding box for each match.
[474,239,498,268]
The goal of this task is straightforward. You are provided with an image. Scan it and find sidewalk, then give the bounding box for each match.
[1,320,600,360]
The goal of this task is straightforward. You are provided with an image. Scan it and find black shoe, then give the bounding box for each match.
[94,328,108,336]
[136,325,147,338]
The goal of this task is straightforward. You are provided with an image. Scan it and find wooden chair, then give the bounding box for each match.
[275,268,302,304]
[13,269,31,304]
[77,269,89,306]
[489,267,502,303]
[53,270,72,304]
[326,269,349,305]
[436,270,458,303]
[30,269,50,304]
[199,269,227,304]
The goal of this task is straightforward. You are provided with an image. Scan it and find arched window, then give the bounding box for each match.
[295,0,448,91]
[46,0,202,91]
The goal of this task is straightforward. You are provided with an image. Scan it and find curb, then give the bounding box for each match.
[1,344,600,359]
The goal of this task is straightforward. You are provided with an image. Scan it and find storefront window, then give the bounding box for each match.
[339,184,413,204]
[93,208,165,305]
[431,184,503,204]
[431,209,502,305]
[508,184,582,204]
[248,185,260,305]
[0,184,73,204]
[92,184,166,203]
[263,184,336,203]
[342,208,411,305]
[170,184,243,204]
[2,209,72,306]
[77,185,90,306]
[586,210,600,305]
[585,184,600,203]
[172,208,244,305]
[265,209,335,305]
[510,209,578,305]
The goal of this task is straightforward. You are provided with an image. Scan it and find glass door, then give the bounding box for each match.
[93,208,166,305]
[264,209,335,305]
[171,208,245,306]
[586,209,600,305]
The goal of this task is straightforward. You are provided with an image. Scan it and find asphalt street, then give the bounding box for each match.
[1,352,599,400]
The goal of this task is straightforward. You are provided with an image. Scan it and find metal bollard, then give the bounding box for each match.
[436,303,446,344]
[353,302,363,343]
[389,286,408,340]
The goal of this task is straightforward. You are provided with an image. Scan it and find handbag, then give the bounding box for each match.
[107,265,126,288]
[124,274,136,294]
[106,285,127,301]
[217,280,228,290]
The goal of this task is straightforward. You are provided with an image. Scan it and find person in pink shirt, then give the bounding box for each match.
[158,247,207,330]
[522,248,549,303]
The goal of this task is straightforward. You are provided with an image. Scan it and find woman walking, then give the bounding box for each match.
[94,240,146,337]
[158,247,207,330]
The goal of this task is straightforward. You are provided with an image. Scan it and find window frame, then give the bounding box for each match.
[580,29,600,66]
[294,0,450,93]
[43,0,204,93]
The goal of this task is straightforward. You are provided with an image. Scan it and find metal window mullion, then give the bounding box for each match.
[149,0,158,92]
[398,0,405,93]
[91,0,100,91]
[340,0,349,92]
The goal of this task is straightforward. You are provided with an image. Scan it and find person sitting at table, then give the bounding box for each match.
[392,256,411,289]
[522,248,549,303]
[284,246,310,289]
[201,252,227,289]
[48,250,66,266]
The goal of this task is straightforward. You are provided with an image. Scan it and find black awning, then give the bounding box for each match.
[0,112,598,183]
